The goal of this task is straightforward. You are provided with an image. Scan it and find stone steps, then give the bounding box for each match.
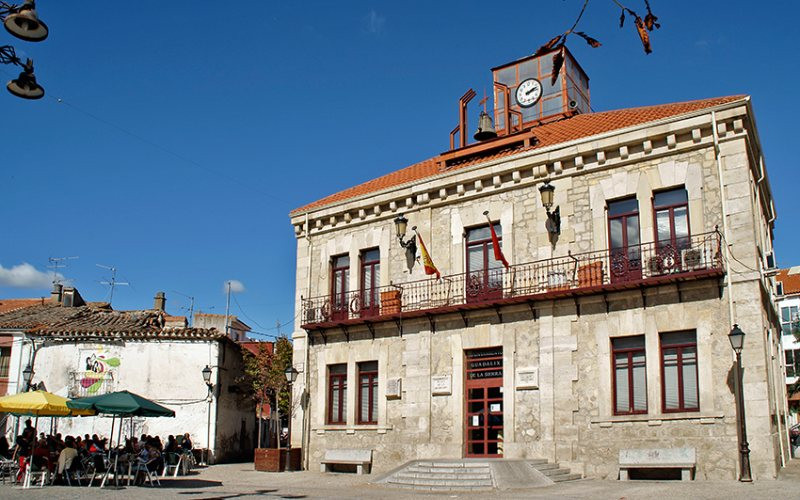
[381,460,494,491]
[378,458,583,491]
[529,460,582,482]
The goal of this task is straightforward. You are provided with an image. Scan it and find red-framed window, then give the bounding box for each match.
[357,361,378,424]
[360,249,380,317]
[327,364,347,424]
[653,188,690,250]
[608,197,641,282]
[465,224,504,301]
[611,336,647,415]
[660,331,699,412]
[0,346,10,378]
[330,255,350,319]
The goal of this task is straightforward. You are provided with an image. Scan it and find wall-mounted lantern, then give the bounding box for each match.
[21,362,33,391]
[539,181,560,236]
[394,214,417,272]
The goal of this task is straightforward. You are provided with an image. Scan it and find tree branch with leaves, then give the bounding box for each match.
[535,0,661,84]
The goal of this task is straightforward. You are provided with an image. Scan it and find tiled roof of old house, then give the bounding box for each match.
[291,95,746,214]
[777,267,800,296]
[0,298,45,314]
[0,302,228,341]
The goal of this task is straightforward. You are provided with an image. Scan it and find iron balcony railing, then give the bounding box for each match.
[301,230,723,328]
[68,370,115,399]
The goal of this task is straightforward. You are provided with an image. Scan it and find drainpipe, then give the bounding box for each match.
[768,328,786,466]
[712,111,736,327]
[303,212,313,470]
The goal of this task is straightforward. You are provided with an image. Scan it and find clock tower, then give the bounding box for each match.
[491,46,590,135]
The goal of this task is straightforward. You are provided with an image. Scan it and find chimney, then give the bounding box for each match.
[154,291,166,311]
[50,283,63,303]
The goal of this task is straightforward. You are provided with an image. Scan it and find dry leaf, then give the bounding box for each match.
[535,35,563,57]
[575,31,602,48]
[551,47,564,85]
[634,16,652,54]
[644,12,660,31]
[619,9,625,28]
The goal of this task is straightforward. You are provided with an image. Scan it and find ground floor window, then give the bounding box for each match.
[612,336,647,415]
[327,364,347,424]
[661,331,699,412]
[358,361,378,424]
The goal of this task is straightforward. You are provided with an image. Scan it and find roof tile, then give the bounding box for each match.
[291,95,746,214]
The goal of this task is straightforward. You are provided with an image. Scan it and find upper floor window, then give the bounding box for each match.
[466,225,504,302]
[612,336,647,415]
[608,197,641,282]
[0,346,10,378]
[781,305,799,337]
[661,331,699,412]
[327,364,347,424]
[330,255,350,320]
[357,361,378,424]
[654,188,690,250]
[786,349,800,378]
[360,249,380,317]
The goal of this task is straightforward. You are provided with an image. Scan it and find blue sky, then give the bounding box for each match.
[2,1,798,337]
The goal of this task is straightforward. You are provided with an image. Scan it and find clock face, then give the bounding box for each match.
[516,78,542,108]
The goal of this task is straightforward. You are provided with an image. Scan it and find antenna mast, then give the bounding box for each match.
[172,290,196,326]
[97,264,129,305]
[224,281,232,338]
[47,256,78,285]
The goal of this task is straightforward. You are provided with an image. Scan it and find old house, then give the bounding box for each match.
[288,47,788,480]
[0,286,255,463]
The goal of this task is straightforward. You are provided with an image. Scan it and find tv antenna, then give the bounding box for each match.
[172,290,195,326]
[47,256,78,285]
[96,264,129,304]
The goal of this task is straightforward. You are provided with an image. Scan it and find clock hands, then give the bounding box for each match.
[524,87,539,97]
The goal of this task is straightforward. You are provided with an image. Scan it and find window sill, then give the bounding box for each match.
[590,412,723,426]
[313,424,393,434]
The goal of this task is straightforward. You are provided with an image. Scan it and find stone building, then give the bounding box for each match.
[288,47,789,480]
[775,267,800,421]
[0,287,255,463]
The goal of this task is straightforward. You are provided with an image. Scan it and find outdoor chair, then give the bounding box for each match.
[130,457,161,487]
[86,453,108,487]
[163,452,184,477]
[0,458,19,484]
[63,458,86,486]
[22,459,49,489]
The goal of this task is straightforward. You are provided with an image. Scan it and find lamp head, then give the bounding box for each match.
[22,362,33,388]
[284,365,298,383]
[201,365,212,386]
[394,215,408,239]
[4,1,48,42]
[728,324,745,354]
[7,59,44,100]
[539,181,555,211]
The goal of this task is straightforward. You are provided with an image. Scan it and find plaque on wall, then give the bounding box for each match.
[386,378,402,400]
[516,367,539,390]
[431,374,452,395]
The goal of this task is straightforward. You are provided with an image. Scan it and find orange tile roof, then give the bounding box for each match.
[0,298,44,314]
[777,268,800,296]
[291,95,746,215]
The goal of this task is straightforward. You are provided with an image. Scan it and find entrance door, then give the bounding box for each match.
[465,347,503,458]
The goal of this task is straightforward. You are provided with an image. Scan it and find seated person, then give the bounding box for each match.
[56,437,79,479]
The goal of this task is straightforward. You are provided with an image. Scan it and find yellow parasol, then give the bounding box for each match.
[0,390,96,416]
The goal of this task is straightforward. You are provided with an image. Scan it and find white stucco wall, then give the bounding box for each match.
[5,337,254,463]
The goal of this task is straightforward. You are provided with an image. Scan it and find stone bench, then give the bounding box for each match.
[320,449,372,474]
[619,447,696,481]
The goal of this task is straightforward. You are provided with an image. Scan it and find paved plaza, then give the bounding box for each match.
[2,459,800,499]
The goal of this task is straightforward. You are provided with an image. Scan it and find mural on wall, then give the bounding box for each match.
[78,349,120,395]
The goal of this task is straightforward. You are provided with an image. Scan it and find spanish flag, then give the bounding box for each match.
[415,230,440,279]
[484,211,510,269]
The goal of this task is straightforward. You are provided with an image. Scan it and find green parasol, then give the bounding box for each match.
[66,390,175,417]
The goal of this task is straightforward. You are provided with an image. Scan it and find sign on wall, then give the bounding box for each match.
[515,367,539,390]
[75,348,121,396]
[431,374,452,396]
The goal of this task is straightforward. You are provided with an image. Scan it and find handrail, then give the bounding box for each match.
[302,230,723,327]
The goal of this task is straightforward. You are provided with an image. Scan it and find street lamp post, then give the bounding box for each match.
[728,324,753,482]
[202,365,213,466]
[283,365,298,472]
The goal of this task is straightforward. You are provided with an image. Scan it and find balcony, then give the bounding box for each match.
[67,370,115,399]
[301,231,723,331]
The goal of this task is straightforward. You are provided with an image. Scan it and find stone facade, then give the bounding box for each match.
[288,97,789,480]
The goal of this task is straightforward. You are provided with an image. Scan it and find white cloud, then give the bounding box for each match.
[224,280,245,294]
[0,262,60,289]
[365,9,385,34]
